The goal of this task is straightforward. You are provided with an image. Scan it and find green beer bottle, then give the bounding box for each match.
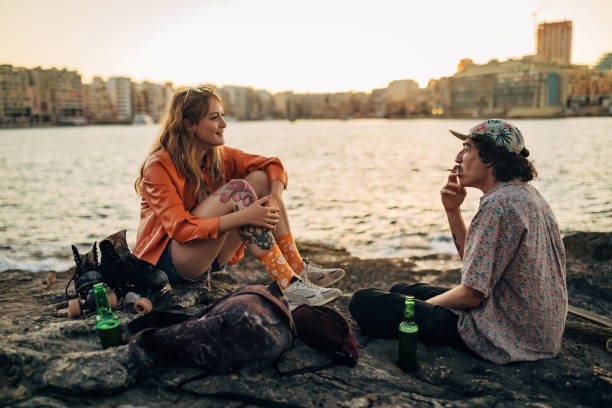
[93,283,122,349]
[398,296,418,371]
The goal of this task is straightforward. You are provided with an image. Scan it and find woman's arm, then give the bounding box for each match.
[217,196,279,233]
[225,147,288,189]
[142,162,222,243]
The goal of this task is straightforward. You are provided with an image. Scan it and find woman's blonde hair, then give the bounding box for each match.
[135,87,225,197]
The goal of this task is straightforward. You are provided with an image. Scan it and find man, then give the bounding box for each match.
[349,119,568,364]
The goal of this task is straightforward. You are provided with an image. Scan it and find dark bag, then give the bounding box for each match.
[276,304,358,375]
[293,304,358,366]
[128,283,296,374]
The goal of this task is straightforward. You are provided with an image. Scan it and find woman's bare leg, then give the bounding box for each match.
[215,229,242,266]
[244,171,291,239]
[244,171,346,287]
[170,179,283,280]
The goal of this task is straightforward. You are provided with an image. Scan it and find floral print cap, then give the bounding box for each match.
[449,119,525,154]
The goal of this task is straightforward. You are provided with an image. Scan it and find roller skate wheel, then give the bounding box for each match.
[124,291,141,304]
[107,292,118,309]
[67,299,82,318]
[134,297,153,315]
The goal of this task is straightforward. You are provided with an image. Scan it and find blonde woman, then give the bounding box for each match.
[133,86,344,309]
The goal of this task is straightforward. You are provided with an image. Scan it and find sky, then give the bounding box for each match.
[1,0,611,93]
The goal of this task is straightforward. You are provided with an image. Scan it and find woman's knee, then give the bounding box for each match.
[216,179,258,207]
[243,170,270,197]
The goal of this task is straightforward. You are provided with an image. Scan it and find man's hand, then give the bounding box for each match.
[441,165,467,212]
[441,165,467,259]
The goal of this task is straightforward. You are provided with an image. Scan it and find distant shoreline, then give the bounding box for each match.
[1,112,611,129]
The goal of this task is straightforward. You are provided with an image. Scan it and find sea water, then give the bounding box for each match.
[1,118,611,272]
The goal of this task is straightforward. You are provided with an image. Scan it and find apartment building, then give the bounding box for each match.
[537,21,573,65]
[446,57,567,117]
[84,77,114,123]
[0,65,85,125]
[107,77,132,121]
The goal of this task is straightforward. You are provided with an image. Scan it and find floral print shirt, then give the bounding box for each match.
[456,181,568,364]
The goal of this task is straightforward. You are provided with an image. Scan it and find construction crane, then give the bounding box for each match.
[532,3,551,24]
[532,3,551,53]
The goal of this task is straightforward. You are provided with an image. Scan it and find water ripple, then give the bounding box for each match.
[1,119,611,272]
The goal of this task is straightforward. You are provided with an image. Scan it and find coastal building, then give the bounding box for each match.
[426,77,452,116]
[253,89,274,120]
[271,91,297,119]
[35,67,85,125]
[566,65,612,113]
[384,79,420,117]
[369,88,386,118]
[83,77,114,123]
[446,56,567,117]
[221,85,254,120]
[346,91,370,118]
[0,65,34,126]
[106,77,132,121]
[536,21,573,65]
[0,65,85,126]
[594,52,612,72]
[131,81,173,122]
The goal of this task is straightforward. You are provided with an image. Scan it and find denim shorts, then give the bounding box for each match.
[156,242,224,285]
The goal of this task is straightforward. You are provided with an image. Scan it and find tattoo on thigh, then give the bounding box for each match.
[452,233,461,252]
[239,225,274,251]
[213,180,255,206]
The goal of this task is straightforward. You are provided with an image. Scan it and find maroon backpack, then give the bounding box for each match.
[128,284,296,374]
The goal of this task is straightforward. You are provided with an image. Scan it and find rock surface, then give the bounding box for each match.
[1,233,611,407]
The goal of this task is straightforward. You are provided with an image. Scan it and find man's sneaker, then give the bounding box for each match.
[285,277,342,311]
[301,258,345,288]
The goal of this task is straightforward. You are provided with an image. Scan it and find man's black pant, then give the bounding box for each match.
[349,283,470,351]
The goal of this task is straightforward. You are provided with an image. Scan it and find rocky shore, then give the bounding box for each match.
[1,232,610,408]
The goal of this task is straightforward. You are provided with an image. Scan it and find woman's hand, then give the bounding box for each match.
[240,196,280,229]
[441,165,466,212]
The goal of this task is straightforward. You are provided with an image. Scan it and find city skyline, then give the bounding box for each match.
[2,0,611,93]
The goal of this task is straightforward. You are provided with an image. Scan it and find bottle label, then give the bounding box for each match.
[399,321,418,334]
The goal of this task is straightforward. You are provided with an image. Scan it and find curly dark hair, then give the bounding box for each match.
[471,135,537,182]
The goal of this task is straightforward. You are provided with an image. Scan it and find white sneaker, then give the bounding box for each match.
[301,258,345,288]
[285,277,342,311]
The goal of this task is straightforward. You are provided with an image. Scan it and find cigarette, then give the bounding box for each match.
[446,168,454,172]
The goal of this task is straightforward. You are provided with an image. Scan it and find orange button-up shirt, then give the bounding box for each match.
[133,146,288,266]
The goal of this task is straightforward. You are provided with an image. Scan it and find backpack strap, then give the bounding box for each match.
[231,286,296,339]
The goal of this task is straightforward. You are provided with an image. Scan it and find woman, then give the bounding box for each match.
[133,86,344,309]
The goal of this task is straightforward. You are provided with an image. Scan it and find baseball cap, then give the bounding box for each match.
[449,119,525,154]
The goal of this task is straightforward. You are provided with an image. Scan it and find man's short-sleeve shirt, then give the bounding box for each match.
[456,181,567,364]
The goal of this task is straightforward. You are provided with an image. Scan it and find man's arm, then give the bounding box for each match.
[445,208,467,260]
[426,284,483,309]
[441,167,467,259]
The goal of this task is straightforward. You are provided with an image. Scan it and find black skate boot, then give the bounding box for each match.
[66,243,117,318]
[99,230,171,315]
